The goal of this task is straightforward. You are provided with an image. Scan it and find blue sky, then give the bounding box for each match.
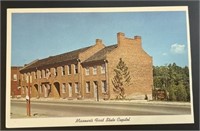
[11,11,189,67]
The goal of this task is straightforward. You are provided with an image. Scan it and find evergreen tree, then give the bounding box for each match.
[112,58,131,100]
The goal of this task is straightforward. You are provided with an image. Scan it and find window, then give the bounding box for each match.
[38,71,42,78]
[93,66,97,75]
[26,87,28,95]
[85,67,89,76]
[68,83,72,97]
[62,83,66,93]
[26,73,30,83]
[68,65,71,75]
[75,82,79,93]
[39,85,43,93]
[86,82,90,93]
[54,68,57,76]
[46,69,50,78]
[34,71,37,79]
[61,66,65,76]
[74,64,78,74]
[102,80,107,93]
[42,70,46,78]
[101,64,106,74]
[13,74,17,81]
[24,73,27,81]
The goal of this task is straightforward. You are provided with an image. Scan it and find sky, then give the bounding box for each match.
[11,11,189,67]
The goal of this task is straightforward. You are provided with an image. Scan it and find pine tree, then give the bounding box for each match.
[112,58,131,100]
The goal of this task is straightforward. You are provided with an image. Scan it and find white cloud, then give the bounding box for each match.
[170,43,185,54]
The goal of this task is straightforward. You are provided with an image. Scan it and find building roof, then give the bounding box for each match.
[20,46,91,72]
[20,44,117,72]
[83,44,117,63]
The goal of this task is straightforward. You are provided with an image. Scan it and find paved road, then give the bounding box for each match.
[11,100,191,118]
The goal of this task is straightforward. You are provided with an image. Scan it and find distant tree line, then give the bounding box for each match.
[153,63,190,102]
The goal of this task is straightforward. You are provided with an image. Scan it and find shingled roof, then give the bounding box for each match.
[20,46,91,72]
[83,44,117,64]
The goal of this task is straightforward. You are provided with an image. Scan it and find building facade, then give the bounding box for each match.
[11,66,22,98]
[19,32,153,100]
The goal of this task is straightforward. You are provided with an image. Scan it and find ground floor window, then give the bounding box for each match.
[62,83,66,93]
[86,82,90,93]
[75,82,79,93]
[68,83,72,97]
[101,80,107,93]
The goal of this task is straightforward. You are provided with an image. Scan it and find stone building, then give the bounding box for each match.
[11,66,22,98]
[19,32,153,100]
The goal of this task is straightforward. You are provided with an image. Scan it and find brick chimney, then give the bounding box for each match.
[96,39,103,45]
[117,32,125,45]
[134,36,142,43]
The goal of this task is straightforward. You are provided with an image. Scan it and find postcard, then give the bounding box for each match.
[6,6,194,128]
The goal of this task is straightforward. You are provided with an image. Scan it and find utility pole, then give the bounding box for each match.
[26,74,31,117]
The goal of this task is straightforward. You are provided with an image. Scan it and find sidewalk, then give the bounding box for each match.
[11,97,191,106]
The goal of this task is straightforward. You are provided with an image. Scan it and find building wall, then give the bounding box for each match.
[11,67,22,97]
[107,33,153,100]
[19,33,153,100]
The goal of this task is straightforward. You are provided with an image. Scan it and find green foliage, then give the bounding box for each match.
[112,58,131,100]
[176,83,188,101]
[153,63,190,102]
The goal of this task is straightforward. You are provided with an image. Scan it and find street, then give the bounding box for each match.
[10,99,191,118]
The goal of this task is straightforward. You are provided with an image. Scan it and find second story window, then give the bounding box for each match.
[93,66,97,75]
[74,64,78,74]
[101,64,106,74]
[46,69,50,78]
[68,65,71,75]
[34,71,37,79]
[42,70,46,78]
[38,71,42,78]
[54,68,57,76]
[85,67,89,76]
[61,66,65,76]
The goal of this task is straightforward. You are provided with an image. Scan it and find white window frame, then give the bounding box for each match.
[34,71,37,79]
[101,64,106,74]
[38,71,42,78]
[93,66,97,75]
[62,83,66,93]
[42,70,46,78]
[74,64,78,74]
[101,80,107,93]
[54,68,57,76]
[85,67,89,76]
[75,82,79,93]
[39,85,42,93]
[61,66,65,76]
[68,65,72,75]
[86,82,90,93]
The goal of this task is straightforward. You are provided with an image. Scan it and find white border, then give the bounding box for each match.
[6,7,194,128]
